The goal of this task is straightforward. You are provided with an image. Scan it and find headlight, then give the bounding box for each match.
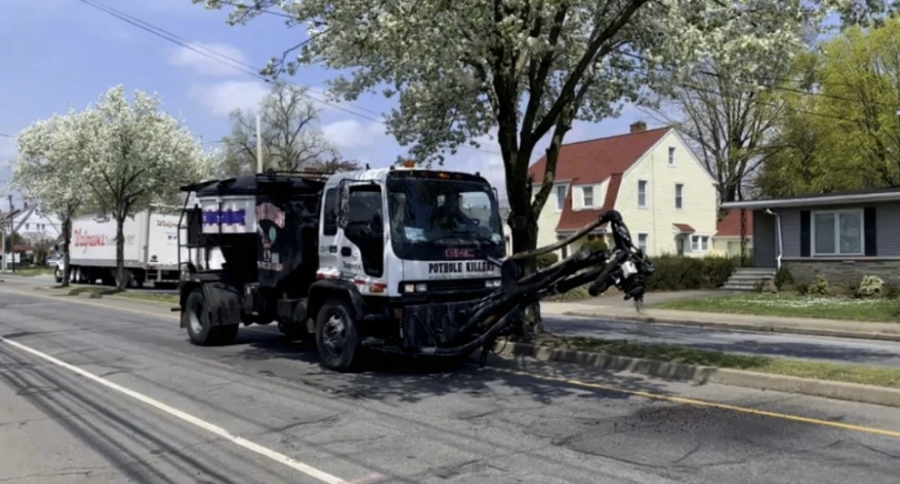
[403,283,428,293]
[485,279,502,288]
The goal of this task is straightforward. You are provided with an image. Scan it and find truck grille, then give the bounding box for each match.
[410,278,488,292]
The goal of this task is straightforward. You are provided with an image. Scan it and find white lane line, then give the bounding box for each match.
[0,335,368,484]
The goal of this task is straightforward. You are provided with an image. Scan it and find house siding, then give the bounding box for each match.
[753,210,777,268]
[778,202,900,258]
[616,131,718,257]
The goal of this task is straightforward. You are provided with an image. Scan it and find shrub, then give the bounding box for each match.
[580,239,608,254]
[535,252,559,269]
[773,266,794,290]
[644,254,736,291]
[857,275,885,298]
[884,283,900,300]
[808,274,829,296]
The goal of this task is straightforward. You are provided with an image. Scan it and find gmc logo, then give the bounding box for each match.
[445,248,475,259]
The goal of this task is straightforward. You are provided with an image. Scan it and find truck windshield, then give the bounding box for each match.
[387,177,504,259]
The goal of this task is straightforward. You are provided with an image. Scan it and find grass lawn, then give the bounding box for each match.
[117,292,179,305]
[65,286,179,305]
[4,266,54,277]
[649,293,900,323]
[535,335,900,388]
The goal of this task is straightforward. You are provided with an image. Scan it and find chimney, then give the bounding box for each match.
[630,121,646,133]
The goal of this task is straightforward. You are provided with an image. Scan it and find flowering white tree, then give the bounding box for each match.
[197,0,849,331]
[80,85,213,290]
[199,0,847,253]
[11,109,93,287]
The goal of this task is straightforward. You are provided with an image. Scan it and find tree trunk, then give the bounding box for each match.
[115,216,126,291]
[61,216,72,288]
[505,149,544,337]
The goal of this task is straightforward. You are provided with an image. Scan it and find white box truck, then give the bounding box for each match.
[54,210,186,288]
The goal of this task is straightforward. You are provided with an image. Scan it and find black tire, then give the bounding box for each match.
[183,288,239,346]
[315,298,362,372]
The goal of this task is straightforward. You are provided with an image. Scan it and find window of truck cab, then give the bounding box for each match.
[386,174,504,259]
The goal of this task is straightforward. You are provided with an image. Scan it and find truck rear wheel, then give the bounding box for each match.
[184,288,239,346]
[315,299,362,372]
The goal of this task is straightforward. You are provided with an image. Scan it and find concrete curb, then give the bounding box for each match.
[492,340,900,409]
[561,310,900,343]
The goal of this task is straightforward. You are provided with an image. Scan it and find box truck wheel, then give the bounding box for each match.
[184,288,239,346]
[315,299,362,372]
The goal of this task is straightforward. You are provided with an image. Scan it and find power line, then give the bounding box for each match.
[74,0,503,155]
[620,51,900,111]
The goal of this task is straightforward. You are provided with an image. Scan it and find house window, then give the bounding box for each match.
[556,185,567,210]
[638,180,647,207]
[583,186,594,207]
[691,235,709,251]
[675,184,683,209]
[637,233,648,252]
[668,147,675,165]
[812,209,863,255]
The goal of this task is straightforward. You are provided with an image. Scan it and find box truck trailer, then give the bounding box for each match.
[54,210,187,288]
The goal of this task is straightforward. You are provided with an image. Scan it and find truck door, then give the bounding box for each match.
[318,187,340,277]
[336,182,385,279]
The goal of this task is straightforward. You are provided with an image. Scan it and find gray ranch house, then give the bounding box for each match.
[719,187,900,290]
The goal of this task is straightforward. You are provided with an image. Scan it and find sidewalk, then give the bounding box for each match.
[541,301,900,342]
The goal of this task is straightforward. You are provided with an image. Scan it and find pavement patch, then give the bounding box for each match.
[562,310,900,342]
[493,340,900,412]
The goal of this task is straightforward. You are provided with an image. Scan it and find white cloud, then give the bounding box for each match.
[322,119,388,150]
[188,80,270,117]
[168,42,249,77]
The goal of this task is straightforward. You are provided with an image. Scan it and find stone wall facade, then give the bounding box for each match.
[782,259,900,288]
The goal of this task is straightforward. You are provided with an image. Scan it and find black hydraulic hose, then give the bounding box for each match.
[418,305,522,356]
[588,250,628,296]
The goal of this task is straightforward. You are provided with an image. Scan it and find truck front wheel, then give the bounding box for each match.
[184,288,239,346]
[315,299,362,372]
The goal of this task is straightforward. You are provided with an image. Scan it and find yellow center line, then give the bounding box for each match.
[482,366,900,439]
[5,285,900,439]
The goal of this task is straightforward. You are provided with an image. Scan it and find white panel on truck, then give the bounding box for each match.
[147,213,182,268]
[199,196,257,234]
[71,214,143,263]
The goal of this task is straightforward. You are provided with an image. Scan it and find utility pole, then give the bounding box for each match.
[256,114,263,174]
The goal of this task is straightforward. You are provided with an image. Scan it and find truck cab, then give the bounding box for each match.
[177,167,510,372]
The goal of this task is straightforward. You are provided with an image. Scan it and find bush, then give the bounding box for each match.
[857,275,885,298]
[774,266,794,290]
[644,254,736,291]
[535,252,559,269]
[808,274,829,296]
[580,239,608,254]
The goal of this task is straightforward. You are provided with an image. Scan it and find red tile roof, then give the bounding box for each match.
[556,173,622,231]
[528,126,671,185]
[716,209,753,237]
[528,126,671,233]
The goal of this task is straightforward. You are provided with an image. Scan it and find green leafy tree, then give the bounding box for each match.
[756,17,900,197]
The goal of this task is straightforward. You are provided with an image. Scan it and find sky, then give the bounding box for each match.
[0,0,662,210]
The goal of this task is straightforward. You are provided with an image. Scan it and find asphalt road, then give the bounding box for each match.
[1,284,900,483]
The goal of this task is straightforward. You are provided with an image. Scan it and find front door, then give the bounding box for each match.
[676,236,685,256]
